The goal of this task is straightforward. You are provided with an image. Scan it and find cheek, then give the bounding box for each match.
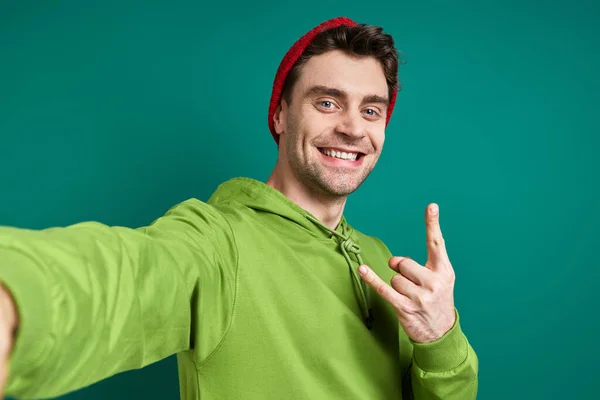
[379,134,386,150]
[298,120,327,145]
[371,129,386,151]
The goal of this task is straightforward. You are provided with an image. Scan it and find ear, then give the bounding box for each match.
[273,100,288,135]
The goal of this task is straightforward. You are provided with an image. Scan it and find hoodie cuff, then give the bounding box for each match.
[411,309,468,373]
[0,249,52,391]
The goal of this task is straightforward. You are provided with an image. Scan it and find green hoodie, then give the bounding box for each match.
[0,177,478,399]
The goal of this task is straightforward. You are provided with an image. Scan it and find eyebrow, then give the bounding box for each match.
[305,85,389,107]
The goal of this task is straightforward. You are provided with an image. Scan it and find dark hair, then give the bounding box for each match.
[281,24,404,105]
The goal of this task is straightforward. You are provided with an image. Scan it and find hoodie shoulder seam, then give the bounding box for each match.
[195,202,241,368]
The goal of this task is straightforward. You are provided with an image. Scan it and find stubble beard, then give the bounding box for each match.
[285,132,376,200]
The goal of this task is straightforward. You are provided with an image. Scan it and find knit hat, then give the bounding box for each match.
[267,17,398,144]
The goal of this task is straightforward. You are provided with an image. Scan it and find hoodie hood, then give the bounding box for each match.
[208,177,374,329]
[208,177,349,238]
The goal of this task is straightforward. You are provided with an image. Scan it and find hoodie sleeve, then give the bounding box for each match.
[408,309,479,399]
[0,198,238,399]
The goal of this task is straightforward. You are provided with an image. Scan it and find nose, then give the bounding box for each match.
[334,110,366,139]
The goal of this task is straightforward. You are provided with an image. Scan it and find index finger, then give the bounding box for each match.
[425,203,449,266]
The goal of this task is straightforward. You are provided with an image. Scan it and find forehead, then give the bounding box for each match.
[293,50,388,99]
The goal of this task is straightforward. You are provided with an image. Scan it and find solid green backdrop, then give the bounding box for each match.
[1,0,598,399]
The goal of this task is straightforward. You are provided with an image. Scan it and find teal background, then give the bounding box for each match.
[1,0,598,398]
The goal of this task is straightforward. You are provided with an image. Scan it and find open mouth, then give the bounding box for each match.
[318,148,364,161]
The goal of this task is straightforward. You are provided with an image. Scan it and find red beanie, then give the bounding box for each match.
[267,17,398,144]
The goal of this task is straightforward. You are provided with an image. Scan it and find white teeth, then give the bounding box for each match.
[322,149,358,161]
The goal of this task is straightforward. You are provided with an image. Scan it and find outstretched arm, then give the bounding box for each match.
[0,199,237,399]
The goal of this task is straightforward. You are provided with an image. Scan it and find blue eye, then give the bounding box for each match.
[364,109,380,117]
[320,101,333,108]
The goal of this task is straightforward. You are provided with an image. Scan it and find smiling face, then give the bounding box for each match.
[273,49,389,198]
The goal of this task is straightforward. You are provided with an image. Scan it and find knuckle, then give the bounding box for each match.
[427,236,445,247]
[447,269,456,283]
[438,263,455,282]
[414,294,426,308]
[376,284,388,297]
[424,291,437,305]
[429,279,443,293]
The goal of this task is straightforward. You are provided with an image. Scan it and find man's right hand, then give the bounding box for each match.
[0,284,18,399]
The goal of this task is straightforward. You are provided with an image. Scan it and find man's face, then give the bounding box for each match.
[274,49,389,198]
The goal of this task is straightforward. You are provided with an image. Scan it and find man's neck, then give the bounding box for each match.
[266,168,347,231]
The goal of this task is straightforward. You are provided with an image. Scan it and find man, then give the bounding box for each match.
[0,17,478,399]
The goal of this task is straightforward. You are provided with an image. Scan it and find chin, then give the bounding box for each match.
[315,176,364,198]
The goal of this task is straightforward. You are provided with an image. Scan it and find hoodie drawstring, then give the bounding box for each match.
[306,214,374,330]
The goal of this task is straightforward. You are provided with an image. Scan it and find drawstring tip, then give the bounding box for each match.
[365,310,374,330]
